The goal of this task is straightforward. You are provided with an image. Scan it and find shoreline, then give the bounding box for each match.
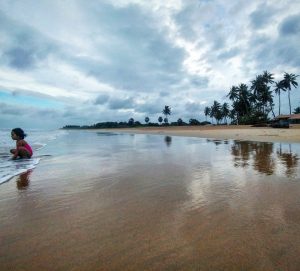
[2,126,300,270]
[80,125,300,143]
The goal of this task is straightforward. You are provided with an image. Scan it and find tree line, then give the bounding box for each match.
[204,71,299,125]
[63,71,298,129]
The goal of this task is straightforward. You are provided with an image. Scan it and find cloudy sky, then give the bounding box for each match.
[0,0,300,128]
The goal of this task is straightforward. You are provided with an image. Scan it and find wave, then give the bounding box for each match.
[0,158,40,185]
[0,129,67,185]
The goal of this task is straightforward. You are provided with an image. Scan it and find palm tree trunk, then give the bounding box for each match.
[278,91,281,115]
[288,90,291,114]
[270,106,275,118]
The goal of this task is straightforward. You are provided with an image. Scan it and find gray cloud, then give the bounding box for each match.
[108,97,135,110]
[0,0,299,128]
[185,101,202,113]
[279,13,300,36]
[0,10,57,70]
[94,94,110,105]
[249,4,278,29]
[72,2,187,92]
[4,47,35,70]
[135,101,163,114]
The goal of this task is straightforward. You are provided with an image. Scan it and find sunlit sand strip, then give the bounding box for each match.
[95,125,300,143]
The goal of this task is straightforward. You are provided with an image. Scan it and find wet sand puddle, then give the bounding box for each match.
[1,132,300,270]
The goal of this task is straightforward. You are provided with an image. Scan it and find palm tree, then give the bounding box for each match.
[227,86,239,101]
[294,106,300,114]
[204,106,211,121]
[158,116,163,125]
[281,72,299,114]
[128,118,134,126]
[251,72,274,116]
[221,103,230,124]
[145,116,150,124]
[162,105,171,123]
[238,83,250,115]
[274,81,285,115]
[211,101,222,124]
[262,70,274,85]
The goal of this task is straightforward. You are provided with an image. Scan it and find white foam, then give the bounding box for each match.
[0,129,67,185]
[0,158,40,185]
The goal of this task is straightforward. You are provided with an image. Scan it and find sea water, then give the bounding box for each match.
[1,131,300,270]
[0,129,67,184]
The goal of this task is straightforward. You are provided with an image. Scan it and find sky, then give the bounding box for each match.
[0,0,300,129]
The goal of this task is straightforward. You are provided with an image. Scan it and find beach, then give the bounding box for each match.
[1,129,300,270]
[104,124,300,143]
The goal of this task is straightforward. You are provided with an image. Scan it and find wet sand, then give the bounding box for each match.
[104,125,300,143]
[1,132,300,270]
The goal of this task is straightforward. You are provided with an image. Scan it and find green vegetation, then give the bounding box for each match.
[294,107,300,114]
[63,72,298,129]
[205,71,298,125]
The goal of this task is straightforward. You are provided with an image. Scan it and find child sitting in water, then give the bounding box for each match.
[10,128,33,159]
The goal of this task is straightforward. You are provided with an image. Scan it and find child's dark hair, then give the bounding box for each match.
[12,128,27,139]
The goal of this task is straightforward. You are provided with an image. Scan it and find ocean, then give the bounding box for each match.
[0,128,67,184]
[1,129,300,186]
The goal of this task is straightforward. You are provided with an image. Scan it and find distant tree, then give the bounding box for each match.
[227,86,239,101]
[158,116,163,125]
[177,118,183,126]
[294,106,300,114]
[281,72,299,114]
[162,105,171,123]
[221,103,230,124]
[163,117,168,124]
[274,81,285,115]
[145,116,150,124]
[128,118,134,126]
[251,71,274,117]
[204,106,211,121]
[189,119,200,125]
[211,100,222,124]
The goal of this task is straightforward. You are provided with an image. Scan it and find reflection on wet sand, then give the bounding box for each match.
[1,133,300,270]
[16,170,31,190]
[277,144,299,177]
[164,136,172,147]
[231,141,299,177]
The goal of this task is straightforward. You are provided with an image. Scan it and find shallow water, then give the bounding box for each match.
[1,131,300,270]
[0,129,67,184]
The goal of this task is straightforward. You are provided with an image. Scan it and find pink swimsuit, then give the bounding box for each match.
[24,143,33,156]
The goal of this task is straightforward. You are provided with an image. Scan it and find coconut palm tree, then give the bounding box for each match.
[274,81,285,115]
[280,72,299,114]
[221,103,230,124]
[262,70,274,85]
[294,106,300,114]
[211,100,222,124]
[251,72,274,116]
[162,105,171,123]
[227,86,239,101]
[204,106,211,121]
[238,83,250,115]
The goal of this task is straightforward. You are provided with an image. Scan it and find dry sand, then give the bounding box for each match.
[101,125,300,143]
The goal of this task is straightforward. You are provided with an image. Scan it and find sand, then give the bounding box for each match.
[102,125,300,143]
[1,128,300,270]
